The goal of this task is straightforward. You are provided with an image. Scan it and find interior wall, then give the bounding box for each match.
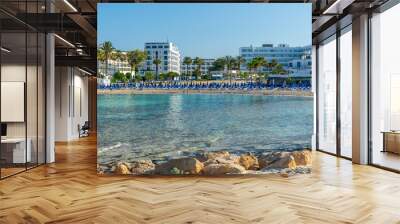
[1,64,27,138]
[55,67,89,141]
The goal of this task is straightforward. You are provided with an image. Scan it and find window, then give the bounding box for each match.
[340,27,352,158]
[317,35,337,154]
[370,3,400,171]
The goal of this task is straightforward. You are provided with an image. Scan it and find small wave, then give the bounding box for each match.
[99,142,130,153]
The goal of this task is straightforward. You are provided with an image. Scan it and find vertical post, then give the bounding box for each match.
[312,45,319,150]
[352,14,369,164]
[45,0,56,163]
[336,29,341,156]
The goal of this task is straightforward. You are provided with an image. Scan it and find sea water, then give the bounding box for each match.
[97,94,313,164]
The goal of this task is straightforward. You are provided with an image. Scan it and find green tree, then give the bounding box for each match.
[127,49,147,79]
[240,72,249,80]
[111,71,128,83]
[97,49,106,78]
[125,72,132,82]
[251,57,267,82]
[236,56,246,80]
[112,50,126,76]
[193,57,204,80]
[134,74,142,82]
[224,56,236,84]
[183,57,192,81]
[210,58,226,71]
[153,58,161,80]
[144,71,154,81]
[247,60,256,83]
[159,73,167,81]
[99,41,114,77]
[272,63,286,75]
[267,59,278,72]
[167,72,179,80]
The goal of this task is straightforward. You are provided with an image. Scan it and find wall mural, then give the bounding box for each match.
[97,3,313,176]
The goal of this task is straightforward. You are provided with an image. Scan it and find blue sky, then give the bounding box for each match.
[98,3,311,58]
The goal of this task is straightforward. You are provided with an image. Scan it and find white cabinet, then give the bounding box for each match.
[1,138,31,163]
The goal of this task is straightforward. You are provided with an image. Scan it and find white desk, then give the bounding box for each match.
[1,138,31,163]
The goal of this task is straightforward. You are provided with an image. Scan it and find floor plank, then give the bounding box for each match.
[1,135,400,224]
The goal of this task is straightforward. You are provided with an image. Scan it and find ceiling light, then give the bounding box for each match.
[54,34,75,48]
[1,47,11,53]
[63,0,78,12]
[78,68,92,76]
[323,0,354,15]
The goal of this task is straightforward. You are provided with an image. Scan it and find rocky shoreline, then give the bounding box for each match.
[97,150,312,176]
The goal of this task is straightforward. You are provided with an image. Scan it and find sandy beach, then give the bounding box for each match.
[97,88,313,97]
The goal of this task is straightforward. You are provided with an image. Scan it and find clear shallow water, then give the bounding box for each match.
[97,94,313,164]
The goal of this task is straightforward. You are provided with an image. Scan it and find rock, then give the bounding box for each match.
[258,152,290,168]
[258,152,296,170]
[115,162,131,175]
[155,158,204,175]
[239,154,259,170]
[203,155,239,166]
[130,160,155,175]
[268,155,296,170]
[97,164,105,174]
[196,151,231,162]
[291,150,312,166]
[203,163,246,175]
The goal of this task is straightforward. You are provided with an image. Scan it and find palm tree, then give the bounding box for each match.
[99,41,114,77]
[253,57,267,83]
[272,63,286,75]
[153,58,161,80]
[112,50,125,76]
[263,59,277,85]
[183,57,192,81]
[97,49,106,78]
[247,60,255,84]
[268,59,278,71]
[193,57,204,80]
[236,56,245,80]
[224,56,235,84]
[127,49,147,80]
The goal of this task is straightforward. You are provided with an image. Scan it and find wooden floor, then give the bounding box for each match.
[1,135,400,224]
[372,150,400,171]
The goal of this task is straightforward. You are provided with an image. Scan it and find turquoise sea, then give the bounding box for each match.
[97,94,313,164]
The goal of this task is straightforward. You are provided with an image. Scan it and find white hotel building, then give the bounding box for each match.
[239,44,311,76]
[142,42,181,74]
[180,58,215,76]
[98,54,131,77]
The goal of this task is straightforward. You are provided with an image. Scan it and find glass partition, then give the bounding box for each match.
[1,31,28,177]
[0,1,46,179]
[317,35,337,154]
[370,3,400,171]
[339,26,352,158]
